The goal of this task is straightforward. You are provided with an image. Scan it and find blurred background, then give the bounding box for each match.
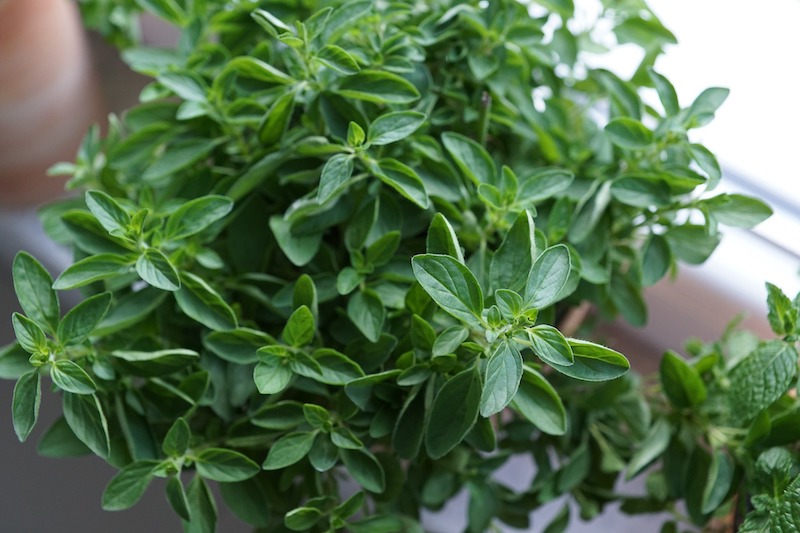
[0,0,798,531]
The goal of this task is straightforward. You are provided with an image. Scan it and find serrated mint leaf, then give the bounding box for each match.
[729,341,797,421]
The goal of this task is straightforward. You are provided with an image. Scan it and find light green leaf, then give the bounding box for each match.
[165,195,233,241]
[316,44,360,74]
[269,216,322,267]
[53,254,133,290]
[337,70,420,104]
[368,111,426,146]
[665,225,720,265]
[102,460,159,510]
[660,351,707,408]
[163,418,190,457]
[648,68,679,116]
[51,360,97,395]
[605,117,653,149]
[317,154,354,204]
[282,305,315,347]
[516,169,574,205]
[375,158,429,208]
[175,272,237,331]
[491,210,535,292]
[703,194,773,228]
[57,292,111,345]
[143,138,221,182]
[13,252,59,332]
[641,234,672,286]
[285,507,323,531]
[259,91,296,145]
[626,418,671,479]
[524,244,571,309]
[253,362,292,394]
[548,339,630,382]
[480,341,523,417]
[511,367,567,435]
[195,448,260,482]
[426,367,481,459]
[12,313,47,354]
[412,254,484,327]
[223,57,295,85]
[347,290,385,343]
[263,432,315,470]
[528,325,573,366]
[729,341,797,421]
[136,248,181,291]
[86,190,130,236]
[441,132,496,185]
[426,213,464,263]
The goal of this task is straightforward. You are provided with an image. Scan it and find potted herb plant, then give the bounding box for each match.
[3,1,798,532]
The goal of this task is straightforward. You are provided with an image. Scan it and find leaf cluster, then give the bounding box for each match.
[1,0,781,531]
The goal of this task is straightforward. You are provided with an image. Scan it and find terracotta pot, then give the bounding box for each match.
[0,0,104,207]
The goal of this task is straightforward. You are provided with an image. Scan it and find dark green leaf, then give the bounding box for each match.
[259,91,296,145]
[701,450,733,514]
[63,392,110,458]
[317,154,355,204]
[183,475,217,533]
[665,225,720,265]
[491,210,535,293]
[163,417,190,457]
[53,254,133,290]
[426,367,481,459]
[283,305,315,347]
[648,68,679,116]
[166,476,191,521]
[480,341,523,417]
[626,418,671,479]
[269,215,322,267]
[375,158,429,208]
[12,370,41,442]
[516,169,574,205]
[340,448,386,493]
[175,272,237,331]
[36,417,91,457]
[254,362,292,394]
[641,234,672,286]
[285,507,323,531]
[347,290,385,343]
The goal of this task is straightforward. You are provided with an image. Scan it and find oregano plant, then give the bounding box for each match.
[1,0,792,531]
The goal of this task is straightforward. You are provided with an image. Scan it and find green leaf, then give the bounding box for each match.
[318,154,355,204]
[688,143,721,188]
[665,225,720,265]
[263,431,315,470]
[368,111,426,146]
[269,215,322,267]
[528,325,574,366]
[766,283,798,336]
[412,254,484,327]
[283,305,315,347]
[223,57,295,85]
[102,460,159,511]
[688,87,729,121]
[524,244,571,309]
[163,417,191,457]
[251,401,304,430]
[111,348,198,376]
[316,44,360,74]
[134,0,186,26]
[648,67,679,116]
[142,138,221,182]
[310,349,364,385]
[219,478,271,528]
[259,91,296,145]
[626,418,671,479]
[165,195,233,241]
[516,169,574,205]
[136,248,181,291]
[195,448,260,482]
[393,388,426,459]
[253,362,292,394]
[51,360,97,395]
[480,341,523,417]
[495,290,524,320]
[57,292,111,345]
[729,341,797,421]
[12,370,41,442]
[166,476,191,521]
[86,190,130,235]
[52,254,133,290]
[251,8,292,37]
[12,252,59,333]
[610,273,647,327]
[366,231,401,267]
[375,158,430,208]
[285,507,323,531]
[605,117,653,149]
[175,272,237,331]
[183,475,217,533]
[340,448,386,493]
[203,328,274,365]
[347,290,385,343]
[660,351,707,408]
[701,451,733,514]
[611,177,670,208]
[441,132,496,185]
[491,210,535,293]
[432,326,469,357]
[95,287,167,336]
[511,367,567,436]
[641,234,672,286]
[548,340,630,382]
[347,121,366,147]
[303,404,330,430]
[36,417,91,457]
[335,491,365,520]
[63,392,110,458]
[337,70,420,104]
[426,367,481,459]
[12,313,47,354]
[704,194,773,228]
[309,433,338,471]
[426,213,464,263]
